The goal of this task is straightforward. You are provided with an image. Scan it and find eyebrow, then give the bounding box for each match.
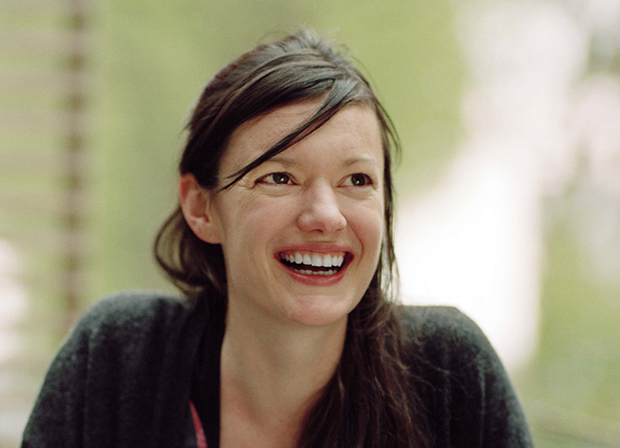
[267,154,380,167]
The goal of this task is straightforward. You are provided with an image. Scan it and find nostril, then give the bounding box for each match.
[297,208,346,233]
[298,206,346,233]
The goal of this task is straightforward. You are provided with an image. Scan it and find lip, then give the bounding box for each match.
[276,243,353,254]
[274,243,354,286]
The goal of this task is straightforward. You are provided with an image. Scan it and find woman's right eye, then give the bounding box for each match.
[258,172,292,185]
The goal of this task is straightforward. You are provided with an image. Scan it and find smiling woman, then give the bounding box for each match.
[21,30,534,448]
[181,102,385,329]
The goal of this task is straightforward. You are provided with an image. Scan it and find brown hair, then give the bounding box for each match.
[154,29,429,448]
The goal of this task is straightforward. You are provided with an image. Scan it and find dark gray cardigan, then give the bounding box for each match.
[21,291,534,447]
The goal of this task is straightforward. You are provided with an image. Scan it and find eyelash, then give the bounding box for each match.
[256,172,374,187]
[257,172,293,185]
[344,173,373,187]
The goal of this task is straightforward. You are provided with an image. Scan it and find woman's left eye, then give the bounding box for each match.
[344,173,372,187]
[259,172,292,185]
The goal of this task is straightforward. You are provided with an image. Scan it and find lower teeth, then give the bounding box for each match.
[293,268,336,276]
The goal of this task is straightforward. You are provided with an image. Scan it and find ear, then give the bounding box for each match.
[179,173,221,244]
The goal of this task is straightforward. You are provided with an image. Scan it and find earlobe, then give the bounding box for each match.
[179,173,221,244]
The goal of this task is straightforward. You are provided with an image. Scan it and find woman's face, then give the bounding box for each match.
[206,100,385,329]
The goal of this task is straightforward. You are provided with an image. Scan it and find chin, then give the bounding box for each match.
[281,295,359,328]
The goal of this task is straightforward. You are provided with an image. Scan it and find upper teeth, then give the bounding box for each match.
[283,252,344,268]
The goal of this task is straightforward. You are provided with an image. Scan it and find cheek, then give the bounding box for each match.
[363,215,385,255]
[218,196,289,254]
[346,200,385,255]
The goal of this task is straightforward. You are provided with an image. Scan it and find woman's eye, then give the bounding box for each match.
[260,172,292,185]
[345,173,372,187]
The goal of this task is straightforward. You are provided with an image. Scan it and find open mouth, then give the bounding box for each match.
[278,251,349,276]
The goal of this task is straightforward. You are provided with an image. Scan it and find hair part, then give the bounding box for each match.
[154,28,429,448]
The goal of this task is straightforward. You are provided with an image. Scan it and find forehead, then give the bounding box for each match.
[221,100,384,173]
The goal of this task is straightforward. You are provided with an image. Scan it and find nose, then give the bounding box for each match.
[297,180,346,234]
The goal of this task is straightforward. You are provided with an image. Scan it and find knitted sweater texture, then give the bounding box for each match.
[22,291,534,447]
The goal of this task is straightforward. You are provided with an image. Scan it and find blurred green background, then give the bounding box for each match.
[1,0,619,446]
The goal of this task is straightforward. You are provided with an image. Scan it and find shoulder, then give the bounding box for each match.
[399,305,510,393]
[75,290,193,333]
[399,306,534,447]
[45,290,202,402]
[65,291,198,360]
[22,291,205,446]
[399,305,496,365]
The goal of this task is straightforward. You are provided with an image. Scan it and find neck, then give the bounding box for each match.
[219,303,347,447]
